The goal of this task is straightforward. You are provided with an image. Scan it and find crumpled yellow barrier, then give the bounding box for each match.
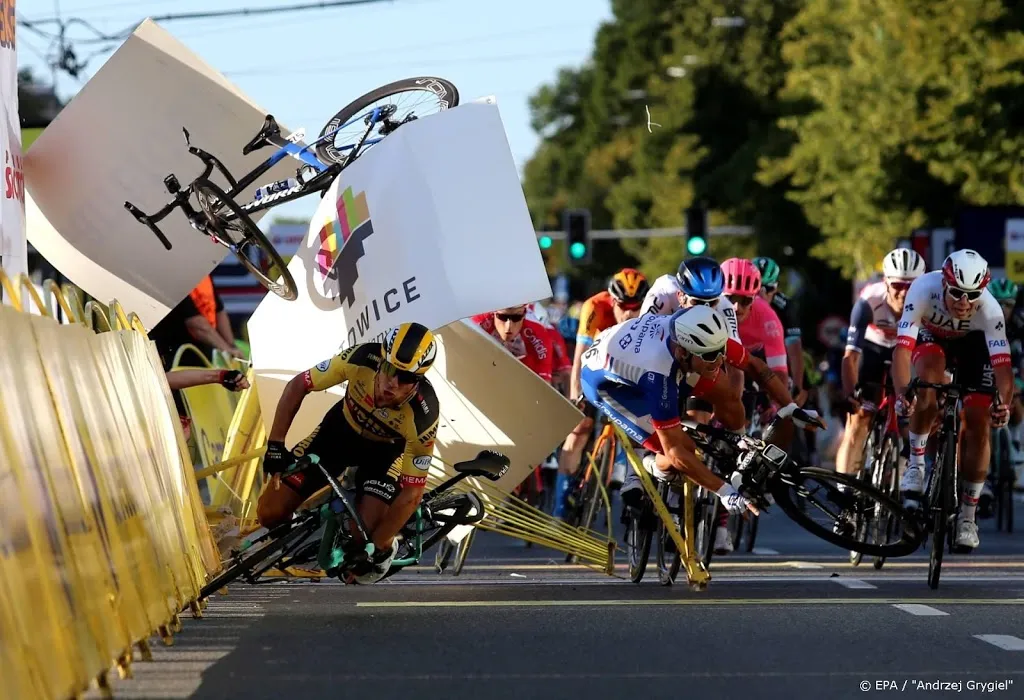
[0,270,218,699]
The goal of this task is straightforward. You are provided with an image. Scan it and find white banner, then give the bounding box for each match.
[251,319,581,495]
[23,19,297,328]
[0,0,25,288]
[247,101,551,374]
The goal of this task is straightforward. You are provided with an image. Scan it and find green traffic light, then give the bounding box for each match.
[539,236,553,249]
[687,236,708,256]
[569,242,587,259]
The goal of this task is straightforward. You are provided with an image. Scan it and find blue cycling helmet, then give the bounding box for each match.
[559,314,579,341]
[676,256,724,300]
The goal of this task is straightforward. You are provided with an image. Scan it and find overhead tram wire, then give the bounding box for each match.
[17,0,394,77]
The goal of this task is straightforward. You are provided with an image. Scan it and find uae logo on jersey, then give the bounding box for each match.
[315,186,374,307]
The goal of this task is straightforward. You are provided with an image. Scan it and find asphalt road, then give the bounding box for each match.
[90,497,1024,700]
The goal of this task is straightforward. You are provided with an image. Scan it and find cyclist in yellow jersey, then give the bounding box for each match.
[256,322,439,584]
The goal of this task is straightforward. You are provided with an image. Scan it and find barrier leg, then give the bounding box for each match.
[189,600,204,619]
[116,649,134,680]
[170,613,182,633]
[137,638,153,662]
[94,670,113,699]
[158,624,174,647]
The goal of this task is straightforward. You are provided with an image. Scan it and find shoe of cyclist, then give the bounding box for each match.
[954,518,980,550]
[348,539,399,585]
[900,465,926,509]
[714,526,733,555]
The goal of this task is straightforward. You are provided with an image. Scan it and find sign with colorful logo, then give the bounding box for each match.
[315,185,374,306]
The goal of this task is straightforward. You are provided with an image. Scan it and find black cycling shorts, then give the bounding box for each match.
[913,329,994,396]
[280,400,404,504]
[854,341,894,409]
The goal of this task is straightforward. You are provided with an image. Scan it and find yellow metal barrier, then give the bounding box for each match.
[0,268,219,698]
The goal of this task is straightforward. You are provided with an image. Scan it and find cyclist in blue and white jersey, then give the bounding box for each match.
[580,305,820,516]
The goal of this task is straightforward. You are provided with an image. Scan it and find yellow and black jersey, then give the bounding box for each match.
[301,343,439,484]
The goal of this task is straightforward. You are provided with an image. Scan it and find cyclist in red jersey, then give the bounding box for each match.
[528,301,571,395]
[474,305,555,384]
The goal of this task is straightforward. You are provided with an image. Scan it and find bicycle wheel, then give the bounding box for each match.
[742,512,759,553]
[656,482,679,586]
[693,487,717,569]
[197,514,320,600]
[851,431,879,567]
[193,178,297,301]
[928,429,957,589]
[996,428,1013,533]
[316,77,460,166]
[770,466,922,558]
[626,502,654,584]
[872,436,901,570]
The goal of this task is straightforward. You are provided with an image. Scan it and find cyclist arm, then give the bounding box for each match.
[842,298,872,397]
[982,299,1015,408]
[269,352,353,442]
[742,354,795,409]
[892,295,925,398]
[762,309,790,390]
[571,300,600,398]
[641,371,725,492]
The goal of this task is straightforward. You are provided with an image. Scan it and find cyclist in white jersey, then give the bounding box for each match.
[892,249,1013,549]
[835,248,925,483]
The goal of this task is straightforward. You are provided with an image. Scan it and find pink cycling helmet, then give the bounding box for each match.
[721,258,762,297]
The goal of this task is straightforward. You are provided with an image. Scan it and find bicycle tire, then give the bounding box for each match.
[197,516,319,600]
[770,466,922,557]
[656,482,678,586]
[694,488,716,569]
[627,505,653,584]
[996,428,1013,533]
[193,178,297,301]
[928,428,957,589]
[872,436,900,570]
[567,440,610,564]
[742,513,759,553]
[851,431,879,567]
[316,77,460,166]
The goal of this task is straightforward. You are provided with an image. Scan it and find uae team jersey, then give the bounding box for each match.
[846,281,901,352]
[640,273,741,342]
[895,271,1011,368]
[739,296,788,373]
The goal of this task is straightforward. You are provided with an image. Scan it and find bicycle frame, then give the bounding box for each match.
[125,104,396,249]
[610,423,710,588]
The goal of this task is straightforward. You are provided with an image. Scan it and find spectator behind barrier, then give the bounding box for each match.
[149,275,243,372]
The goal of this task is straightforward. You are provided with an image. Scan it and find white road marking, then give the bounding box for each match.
[833,578,877,589]
[892,604,948,616]
[752,548,779,555]
[974,635,1024,650]
[791,562,823,569]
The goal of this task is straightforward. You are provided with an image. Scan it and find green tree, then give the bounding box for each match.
[761,0,1024,278]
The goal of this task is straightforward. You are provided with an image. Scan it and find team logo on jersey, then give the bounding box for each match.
[618,333,633,350]
[905,303,913,311]
[315,185,374,307]
[996,321,1004,331]
[315,359,331,372]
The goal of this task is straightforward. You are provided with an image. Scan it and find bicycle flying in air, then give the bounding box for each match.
[125,77,459,301]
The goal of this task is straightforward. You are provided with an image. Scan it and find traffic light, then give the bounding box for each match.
[563,209,592,264]
[538,235,553,250]
[686,205,708,256]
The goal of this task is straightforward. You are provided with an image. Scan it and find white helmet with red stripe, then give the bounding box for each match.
[941,249,990,291]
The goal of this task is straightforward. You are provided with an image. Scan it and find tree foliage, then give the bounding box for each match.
[523,0,1024,299]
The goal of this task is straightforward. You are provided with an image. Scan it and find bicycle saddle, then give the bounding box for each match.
[453,450,511,480]
[243,115,282,156]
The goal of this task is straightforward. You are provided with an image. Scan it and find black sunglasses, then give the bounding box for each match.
[946,287,984,302]
[762,284,778,294]
[381,360,421,385]
[495,312,526,322]
[727,294,755,307]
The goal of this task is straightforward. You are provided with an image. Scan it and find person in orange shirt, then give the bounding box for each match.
[560,268,650,475]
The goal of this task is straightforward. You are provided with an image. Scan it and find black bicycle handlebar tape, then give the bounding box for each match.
[906,378,1003,408]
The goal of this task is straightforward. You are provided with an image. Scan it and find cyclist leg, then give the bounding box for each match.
[953,332,997,549]
[257,418,336,528]
[836,344,889,480]
[901,331,947,506]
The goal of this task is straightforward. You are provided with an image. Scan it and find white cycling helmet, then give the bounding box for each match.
[882,248,926,280]
[942,249,991,291]
[672,305,729,356]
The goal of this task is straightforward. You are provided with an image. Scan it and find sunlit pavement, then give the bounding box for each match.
[91,502,1024,700]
